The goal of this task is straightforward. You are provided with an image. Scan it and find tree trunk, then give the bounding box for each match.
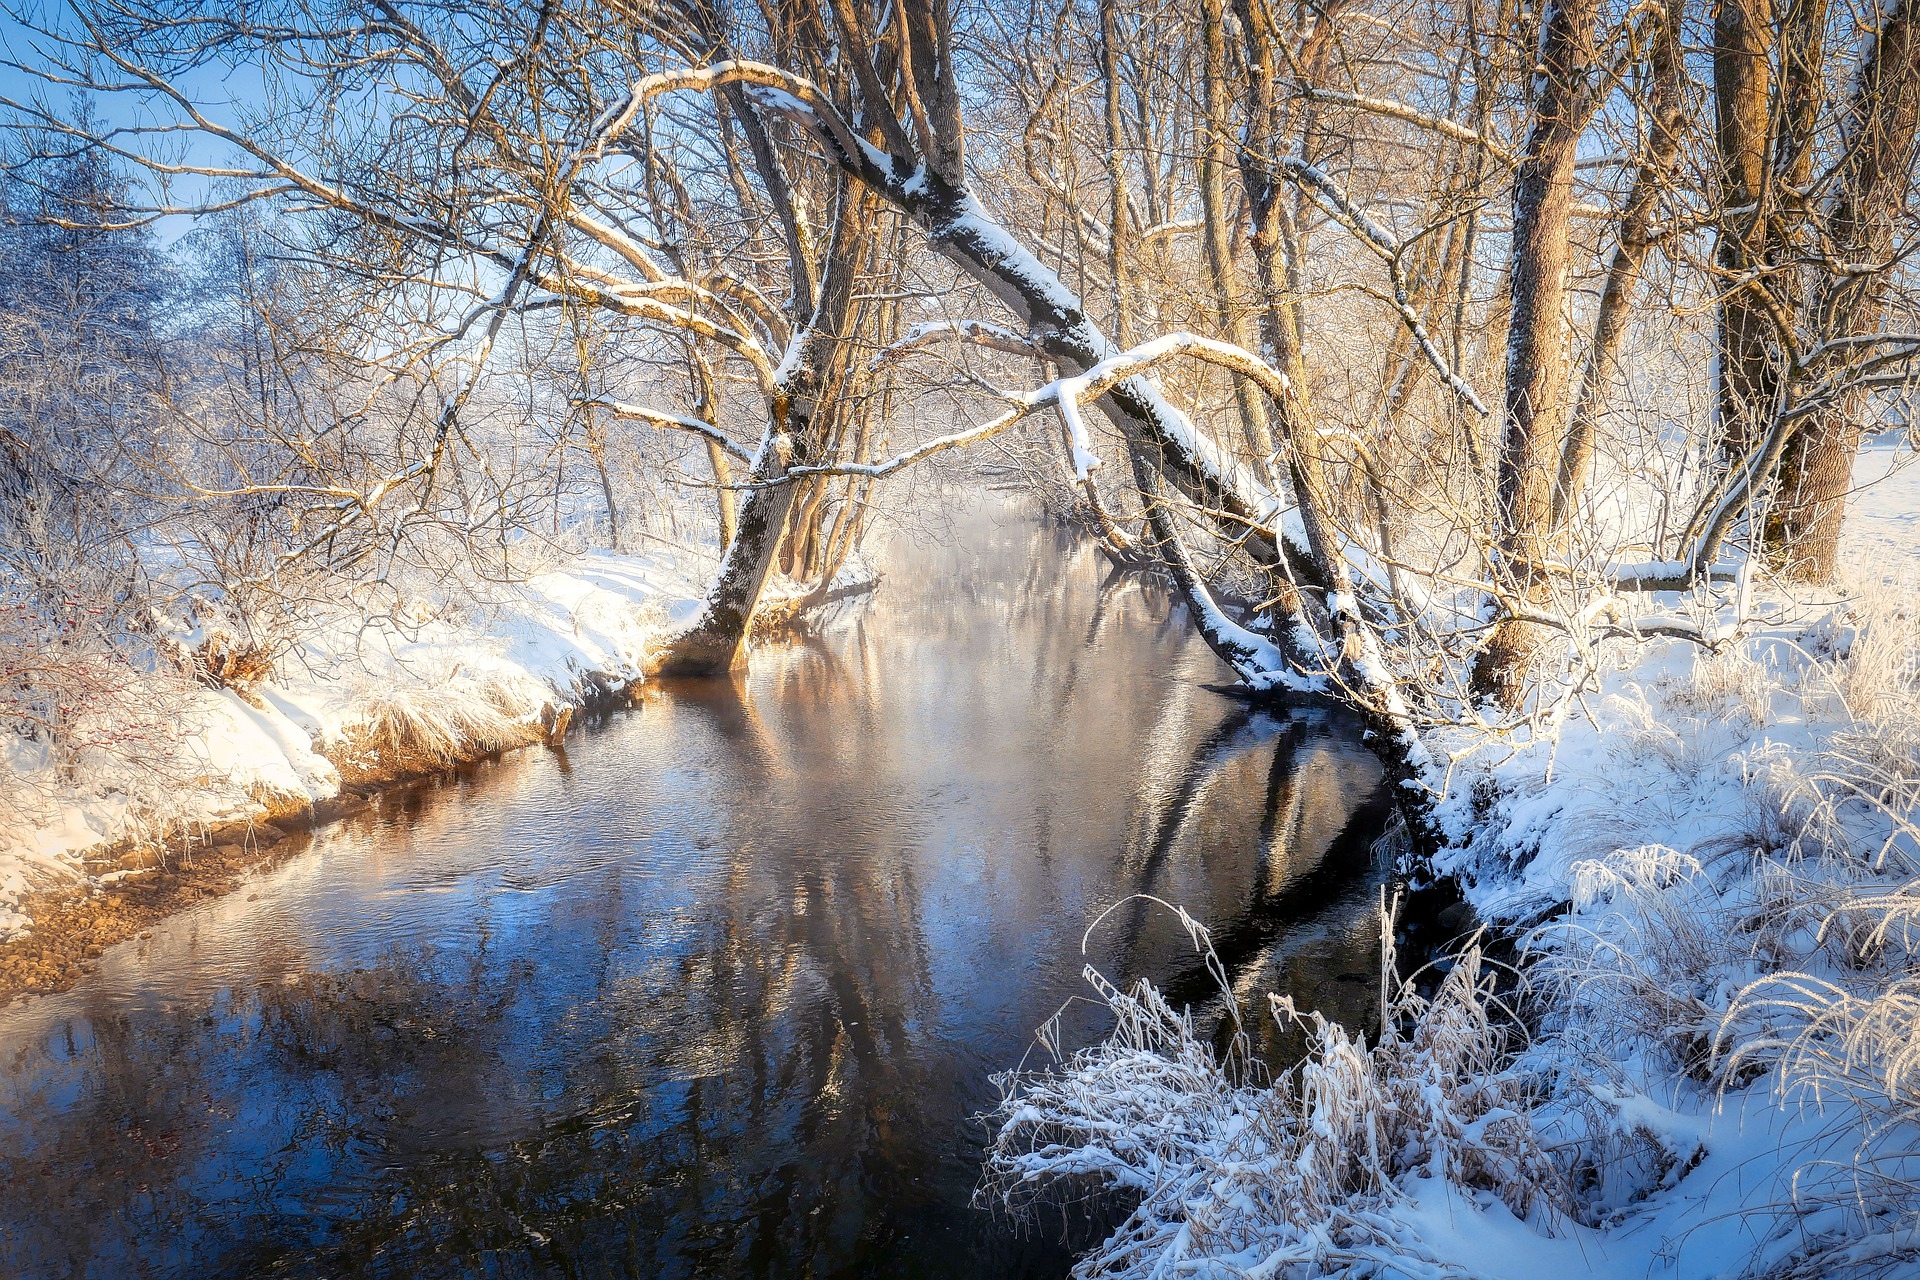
[1771,0,1920,579]
[704,439,738,547]
[1473,0,1597,706]
[689,349,738,547]
[660,185,873,674]
[1199,0,1277,483]
[1712,0,1778,461]
[1552,0,1683,528]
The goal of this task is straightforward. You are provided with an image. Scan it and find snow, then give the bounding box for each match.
[1053,369,1105,478]
[771,325,809,387]
[1837,429,1919,585]
[1395,1178,1598,1278]
[0,545,710,942]
[1391,1087,1887,1280]
[995,440,1920,1279]
[1404,446,1920,1277]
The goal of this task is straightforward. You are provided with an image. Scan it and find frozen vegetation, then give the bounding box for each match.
[5,0,1920,1272]
[982,442,1920,1278]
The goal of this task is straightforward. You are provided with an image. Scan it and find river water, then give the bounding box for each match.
[0,496,1394,1279]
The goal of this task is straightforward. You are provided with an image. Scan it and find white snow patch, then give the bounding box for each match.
[0,545,710,941]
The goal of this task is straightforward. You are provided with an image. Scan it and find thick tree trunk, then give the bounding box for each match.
[660,187,873,675]
[1771,407,1859,577]
[1770,0,1920,579]
[1473,0,1596,706]
[657,414,799,675]
[1199,0,1278,483]
[1712,0,1778,461]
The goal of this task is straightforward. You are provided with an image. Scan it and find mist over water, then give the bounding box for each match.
[0,495,1393,1279]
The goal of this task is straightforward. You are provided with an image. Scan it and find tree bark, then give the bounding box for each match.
[1473,0,1597,705]
[1771,0,1920,579]
[1199,0,1278,483]
[660,185,874,674]
[1098,0,1137,348]
[1552,0,1683,528]
[690,350,739,547]
[1712,0,1779,461]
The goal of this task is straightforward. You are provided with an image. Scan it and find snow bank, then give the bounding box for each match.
[0,546,710,941]
[991,439,1920,1279]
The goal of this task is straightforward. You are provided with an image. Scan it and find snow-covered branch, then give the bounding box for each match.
[790,332,1300,486]
[1296,86,1517,163]
[869,319,1043,369]
[578,400,753,462]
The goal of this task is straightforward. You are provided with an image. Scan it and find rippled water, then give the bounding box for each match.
[0,496,1394,1279]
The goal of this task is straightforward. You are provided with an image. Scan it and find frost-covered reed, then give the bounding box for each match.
[1513,577,1920,1275]
[981,897,1565,1279]
[988,578,1920,1279]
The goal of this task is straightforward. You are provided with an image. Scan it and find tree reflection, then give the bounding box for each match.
[0,498,1394,1279]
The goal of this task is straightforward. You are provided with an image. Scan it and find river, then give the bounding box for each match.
[0,495,1395,1279]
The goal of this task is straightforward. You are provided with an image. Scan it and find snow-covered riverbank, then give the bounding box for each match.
[0,546,713,943]
[987,439,1920,1279]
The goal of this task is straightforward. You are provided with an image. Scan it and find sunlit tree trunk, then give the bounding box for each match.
[1552,0,1683,529]
[661,186,875,674]
[1772,0,1920,579]
[1199,0,1277,484]
[690,350,739,548]
[1712,0,1779,464]
[1473,0,1596,705]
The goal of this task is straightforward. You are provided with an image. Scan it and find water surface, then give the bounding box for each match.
[0,497,1393,1278]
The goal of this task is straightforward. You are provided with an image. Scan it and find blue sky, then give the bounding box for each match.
[0,10,267,242]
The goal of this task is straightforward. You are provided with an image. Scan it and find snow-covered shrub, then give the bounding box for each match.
[1692,592,1920,1277]
[982,902,1565,1279]
[0,587,212,909]
[1533,846,1742,1081]
[150,594,285,695]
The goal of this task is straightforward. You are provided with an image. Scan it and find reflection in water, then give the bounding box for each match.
[0,496,1391,1279]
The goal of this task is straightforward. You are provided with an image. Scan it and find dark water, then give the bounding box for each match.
[0,497,1394,1280]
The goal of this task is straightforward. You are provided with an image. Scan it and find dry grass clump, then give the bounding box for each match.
[981,898,1565,1280]
[1539,846,1738,1075]
[1529,580,1920,1277]
[343,665,553,768]
[1661,646,1782,726]
[149,595,291,696]
[184,628,278,694]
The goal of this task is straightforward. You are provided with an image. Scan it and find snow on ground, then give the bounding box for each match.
[1840,430,1920,586]
[992,442,1920,1279]
[1437,432,1920,917]
[1404,445,1920,1278]
[0,546,712,941]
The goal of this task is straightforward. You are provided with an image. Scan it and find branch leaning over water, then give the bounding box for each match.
[759,333,1302,485]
